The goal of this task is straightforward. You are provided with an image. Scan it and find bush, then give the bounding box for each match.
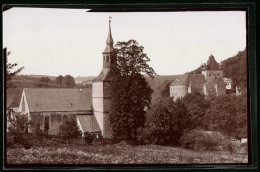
[180,130,225,151]
[83,132,95,144]
[57,118,81,144]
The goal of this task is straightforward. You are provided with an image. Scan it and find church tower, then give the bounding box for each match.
[92,18,116,138]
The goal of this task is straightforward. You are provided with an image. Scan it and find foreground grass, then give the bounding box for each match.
[7,143,248,164]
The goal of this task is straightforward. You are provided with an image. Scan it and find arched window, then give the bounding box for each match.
[63,115,67,124]
[44,116,49,131]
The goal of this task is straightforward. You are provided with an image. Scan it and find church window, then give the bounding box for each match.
[44,116,49,131]
[63,115,67,124]
[22,97,25,111]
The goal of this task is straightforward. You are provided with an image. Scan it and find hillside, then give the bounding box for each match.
[187,48,247,89]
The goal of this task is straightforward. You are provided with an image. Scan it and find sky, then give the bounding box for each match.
[3,8,246,77]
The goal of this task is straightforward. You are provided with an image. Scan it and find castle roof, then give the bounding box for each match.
[206,54,220,70]
[189,74,206,87]
[170,74,206,87]
[170,75,189,86]
[24,88,92,112]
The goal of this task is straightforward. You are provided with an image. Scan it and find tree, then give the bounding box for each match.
[137,97,189,146]
[109,40,156,140]
[181,92,210,130]
[62,75,76,88]
[57,118,81,144]
[5,48,24,88]
[204,95,237,136]
[55,75,64,87]
[38,76,50,87]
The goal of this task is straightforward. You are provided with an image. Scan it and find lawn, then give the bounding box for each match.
[7,142,248,164]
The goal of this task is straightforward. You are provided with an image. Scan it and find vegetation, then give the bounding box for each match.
[57,119,81,144]
[7,143,248,164]
[109,40,155,139]
[7,113,29,146]
[61,75,76,88]
[5,48,24,88]
[138,98,189,146]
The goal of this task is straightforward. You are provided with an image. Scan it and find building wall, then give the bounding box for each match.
[202,70,223,84]
[216,81,227,96]
[18,90,30,118]
[92,81,113,138]
[170,85,188,101]
[30,112,77,135]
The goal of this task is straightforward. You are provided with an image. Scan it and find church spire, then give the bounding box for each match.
[103,17,114,54]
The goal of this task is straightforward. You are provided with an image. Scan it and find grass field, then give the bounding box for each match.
[7,143,248,164]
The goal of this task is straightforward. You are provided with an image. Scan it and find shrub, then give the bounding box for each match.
[180,130,225,151]
[57,118,81,144]
[83,132,95,144]
[8,114,29,144]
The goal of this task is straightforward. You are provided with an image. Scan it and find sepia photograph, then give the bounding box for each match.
[3,6,250,167]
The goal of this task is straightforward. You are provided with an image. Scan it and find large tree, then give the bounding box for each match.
[137,97,189,146]
[181,92,210,130]
[109,40,156,139]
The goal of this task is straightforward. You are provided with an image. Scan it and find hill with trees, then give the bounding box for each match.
[187,48,247,91]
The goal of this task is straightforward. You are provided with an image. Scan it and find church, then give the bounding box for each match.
[17,20,116,138]
[170,55,227,101]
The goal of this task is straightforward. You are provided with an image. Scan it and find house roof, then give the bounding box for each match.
[170,75,189,86]
[77,114,101,133]
[24,88,92,112]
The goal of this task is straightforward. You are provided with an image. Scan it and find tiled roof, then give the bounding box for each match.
[170,75,189,86]
[77,114,101,133]
[189,74,206,86]
[24,88,92,112]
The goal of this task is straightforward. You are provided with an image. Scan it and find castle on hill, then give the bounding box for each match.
[170,55,227,101]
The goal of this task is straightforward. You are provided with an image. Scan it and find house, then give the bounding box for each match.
[17,19,116,138]
[170,55,226,101]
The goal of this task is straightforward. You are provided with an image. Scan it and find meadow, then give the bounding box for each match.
[7,140,248,164]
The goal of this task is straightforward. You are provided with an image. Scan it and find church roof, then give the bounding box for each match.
[206,54,220,70]
[78,114,101,133]
[24,88,92,112]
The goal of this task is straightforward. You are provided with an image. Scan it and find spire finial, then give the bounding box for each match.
[103,16,114,54]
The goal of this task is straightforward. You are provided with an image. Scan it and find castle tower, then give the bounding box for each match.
[202,54,223,84]
[92,18,116,138]
[202,54,226,96]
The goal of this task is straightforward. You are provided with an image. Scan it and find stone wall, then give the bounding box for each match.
[170,85,188,101]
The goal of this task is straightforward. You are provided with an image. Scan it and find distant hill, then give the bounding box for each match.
[6,74,182,108]
[145,75,184,105]
[222,49,247,89]
[74,76,97,84]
